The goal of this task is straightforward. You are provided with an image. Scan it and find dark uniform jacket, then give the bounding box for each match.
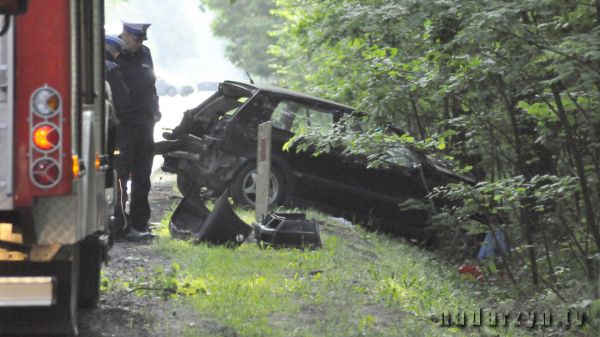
[105,54,130,120]
[116,45,159,124]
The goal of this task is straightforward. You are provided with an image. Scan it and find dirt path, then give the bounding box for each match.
[78,171,206,337]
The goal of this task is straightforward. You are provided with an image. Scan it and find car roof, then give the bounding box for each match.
[222,80,356,111]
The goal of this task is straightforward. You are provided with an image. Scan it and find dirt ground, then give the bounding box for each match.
[78,171,217,337]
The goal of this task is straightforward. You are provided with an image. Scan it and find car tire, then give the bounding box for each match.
[167,87,177,97]
[230,163,286,208]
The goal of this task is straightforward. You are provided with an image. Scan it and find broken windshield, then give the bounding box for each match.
[189,86,253,122]
[271,100,336,135]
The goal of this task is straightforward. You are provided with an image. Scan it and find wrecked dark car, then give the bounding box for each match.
[156,81,474,239]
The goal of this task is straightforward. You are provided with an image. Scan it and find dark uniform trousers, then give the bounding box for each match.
[114,121,154,232]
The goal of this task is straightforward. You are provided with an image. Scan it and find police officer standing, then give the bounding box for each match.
[114,21,159,241]
[105,34,144,241]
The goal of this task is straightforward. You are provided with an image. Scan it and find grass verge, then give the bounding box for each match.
[150,206,528,337]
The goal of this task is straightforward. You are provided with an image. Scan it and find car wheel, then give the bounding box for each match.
[230,164,286,208]
[167,87,177,97]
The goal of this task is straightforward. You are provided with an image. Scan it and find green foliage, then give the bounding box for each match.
[206,0,600,299]
[201,0,282,78]
[102,261,209,300]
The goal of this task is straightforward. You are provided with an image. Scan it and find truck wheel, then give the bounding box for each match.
[229,163,286,208]
[78,236,102,308]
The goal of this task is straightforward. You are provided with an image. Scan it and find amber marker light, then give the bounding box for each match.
[32,124,59,151]
[46,94,59,112]
[72,154,80,178]
[95,153,101,171]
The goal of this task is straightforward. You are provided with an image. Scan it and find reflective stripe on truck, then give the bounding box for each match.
[0,276,54,307]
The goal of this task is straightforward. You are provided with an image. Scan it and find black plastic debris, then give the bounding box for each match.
[192,190,252,245]
[254,213,322,249]
[170,190,252,245]
[169,192,211,240]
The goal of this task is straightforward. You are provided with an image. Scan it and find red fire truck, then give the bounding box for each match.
[0,0,113,335]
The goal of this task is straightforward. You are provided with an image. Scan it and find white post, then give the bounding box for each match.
[255,121,272,223]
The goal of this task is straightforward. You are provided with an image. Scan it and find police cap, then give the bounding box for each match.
[105,34,126,51]
[122,21,151,41]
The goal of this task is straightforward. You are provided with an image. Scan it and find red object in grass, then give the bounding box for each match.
[458,264,483,280]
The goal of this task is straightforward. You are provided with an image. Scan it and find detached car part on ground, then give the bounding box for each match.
[169,190,322,249]
[169,190,251,245]
[156,81,474,240]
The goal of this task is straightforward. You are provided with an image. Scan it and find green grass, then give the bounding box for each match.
[149,206,524,337]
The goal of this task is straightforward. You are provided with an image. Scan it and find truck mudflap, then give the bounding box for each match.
[0,258,79,336]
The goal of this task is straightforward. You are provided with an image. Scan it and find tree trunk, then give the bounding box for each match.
[551,84,600,251]
[501,82,539,286]
[409,94,426,140]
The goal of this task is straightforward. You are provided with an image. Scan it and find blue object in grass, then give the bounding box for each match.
[478,228,508,260]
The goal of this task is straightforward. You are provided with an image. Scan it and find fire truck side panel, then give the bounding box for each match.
[78,0,109,238]
[1,1,109,334]
[0,21,14,211]
[95,0,109,237]
[81,109,102,238]
[14,0,73,205]
[7,0,109,244]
